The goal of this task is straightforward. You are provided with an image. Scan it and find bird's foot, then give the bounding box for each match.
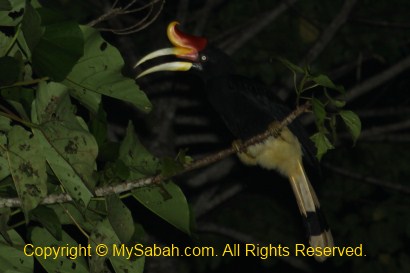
[268,122,282,138]
[233,140,258,165]
[232,139,244,153]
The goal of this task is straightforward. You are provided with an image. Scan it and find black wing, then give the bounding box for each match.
[205,74,317,166]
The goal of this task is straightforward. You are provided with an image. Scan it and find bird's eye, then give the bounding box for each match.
[201,55,207,61]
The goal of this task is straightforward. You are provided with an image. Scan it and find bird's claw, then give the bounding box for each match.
[268,122,282,138]
[232,139,244,153]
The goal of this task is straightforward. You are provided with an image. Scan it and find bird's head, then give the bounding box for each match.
[135,21,232,80]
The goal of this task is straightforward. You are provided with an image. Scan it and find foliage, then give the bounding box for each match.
[0,1,188,272]
[279,58,361,160]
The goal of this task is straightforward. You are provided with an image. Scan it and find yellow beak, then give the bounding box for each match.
[135,47,197,79]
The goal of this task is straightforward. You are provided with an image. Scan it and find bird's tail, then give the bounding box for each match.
[288,160,334,261]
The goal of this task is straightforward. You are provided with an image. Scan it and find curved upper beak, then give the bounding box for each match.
[135,47,197,79]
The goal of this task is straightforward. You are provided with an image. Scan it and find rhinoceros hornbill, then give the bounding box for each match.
[136,21,333,261]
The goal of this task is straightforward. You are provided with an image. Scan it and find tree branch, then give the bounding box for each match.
[278,0,357,100]
[324,164,410,194]
[303,0,357,64]
[0,102,311,208]
[345,55,410,102]
[223,0,299,55]
[358,119,410,139]
[87,0,165,34]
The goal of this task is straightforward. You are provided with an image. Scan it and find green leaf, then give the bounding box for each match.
[0,56,20,86]
[89,104,107,147]
[277,57,304,74]
[0,115,11,132]
[32,81,97,206]
[0,207,11,244]
[1,87,34,119]
[47,203,97,232]
[0,0,25,26]
[160,156,184,177]
[30,227,89,273]
[133,182,191,234]
[31,205,62,240]
[340,110,361,144]
[0,32,12,57]
[311,74,344,93]
[110,253,145,273]
[310,132,335,161]
[89,218,121,273]
[0,229,33,272]
[311,97,326,126]
[0,128,10,181]
[109,222,145,272]
[64,26,152,113]
[119,122,160,179]
[107,195,134,243]
[0,0,11,11]
[7,125,47,217]
[331,99,346,108]
[21,2,43,51]
[32,21,84,81]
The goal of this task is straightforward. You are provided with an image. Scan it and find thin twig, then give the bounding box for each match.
[278,0,357,100]
[87,0,164,34]
[224,0,299,55]
[345,55,410,102]
[358,119,410,139]
[361,133,410,143]
[303,0,358,64]
[356,107,410,118]
[350,18,410,29]
[0,102,311,208]
[324,164,410,194]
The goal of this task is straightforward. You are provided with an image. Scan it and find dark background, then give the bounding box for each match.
[43,0,410,272]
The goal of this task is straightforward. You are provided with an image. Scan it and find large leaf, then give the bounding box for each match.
[31,205,62,240]
[32,81,97,206]
[118,122,190,233]
[119,122,160,179]
[0,117,10,181]
[21,2,43,52]
[107,194,134,243]
[0,56,20,86]
[32,21,84,81]
[88,217,145,273]
[0,0,24,26]
[0,0,11,11]
[0,229,33,272]
[110,252,145,273]
[89,218,121,273]
[0,32,12,57]
[30,227,89,273]
[7,125,47,216]
[64,26,152,114]
[133,182,191,234]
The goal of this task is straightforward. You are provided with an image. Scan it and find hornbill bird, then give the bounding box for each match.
[136,21,333,261]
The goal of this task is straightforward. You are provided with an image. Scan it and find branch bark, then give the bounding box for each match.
[0,102,311,208]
